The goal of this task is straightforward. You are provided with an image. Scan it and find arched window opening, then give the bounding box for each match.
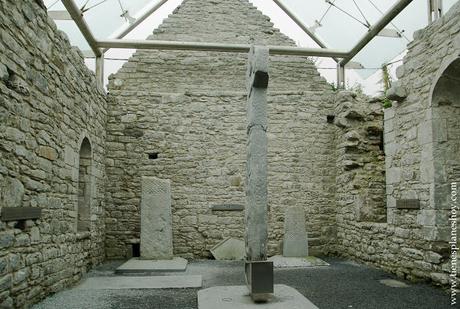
[77,138,92,232]
[432,58,460,201]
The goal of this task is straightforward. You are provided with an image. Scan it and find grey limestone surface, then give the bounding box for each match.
[115,257,188,274]
[32,258,453,309]
[140,176,173,260]
[245,46,269,262]
[268,255,329,268]
[197,284,319,309]
[75,275,202,290]
[282,207,309,257]
[210,238,245,261]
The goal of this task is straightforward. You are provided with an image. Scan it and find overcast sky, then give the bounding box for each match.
[45,0,459,95]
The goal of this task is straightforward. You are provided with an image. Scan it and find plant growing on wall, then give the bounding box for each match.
[380,63,393,108]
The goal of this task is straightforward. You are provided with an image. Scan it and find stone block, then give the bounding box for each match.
[1,177,24,208]
[77,275,201,290]
[384,108,395,120]
[210,238,245,260]
[432,118,447,142]
[283,207,308,257]
[37,146,58,161]
[387,82,407,102]
[140,177,173,260]
[416,210,436,226]
[386,167,401,184]
[417,121,432,145]
[121,114,137,123]
[0,63,8,82]
[395,65,405,79]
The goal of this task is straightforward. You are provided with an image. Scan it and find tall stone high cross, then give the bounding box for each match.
[244,46,274,302]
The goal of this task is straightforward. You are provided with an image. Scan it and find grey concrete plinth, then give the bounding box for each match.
[268,255,329,268]
[77,275,202,290]
[198,284,318,309]
[115,257,188,274]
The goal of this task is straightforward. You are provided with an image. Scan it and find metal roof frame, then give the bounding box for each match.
[60,0,415,89]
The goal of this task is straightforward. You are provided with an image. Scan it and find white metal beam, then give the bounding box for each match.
[428,0,443,23]
[96,39,349,58]
[340,0,413,66]
[95,52,104,90]
[271,0,339,63]
[61,0,102,57]
[110,0,169,41]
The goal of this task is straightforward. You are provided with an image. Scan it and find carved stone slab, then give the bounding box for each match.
[283,207,308,257]
[140,176,173,260]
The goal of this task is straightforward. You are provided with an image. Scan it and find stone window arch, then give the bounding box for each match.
[77,137,92,232]
[430,57,460,209]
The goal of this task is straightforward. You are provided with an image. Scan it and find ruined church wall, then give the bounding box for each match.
[0,1,107,307]
[335,3,460,286]
[106,0,337,258]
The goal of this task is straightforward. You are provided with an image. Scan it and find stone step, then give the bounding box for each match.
[76,275,202,290]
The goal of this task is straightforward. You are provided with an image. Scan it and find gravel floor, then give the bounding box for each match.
[33,257,452,309]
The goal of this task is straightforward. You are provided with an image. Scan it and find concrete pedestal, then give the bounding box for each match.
[198,284,318,309]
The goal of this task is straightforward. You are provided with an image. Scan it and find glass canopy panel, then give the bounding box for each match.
[277,0,458,77]
[44,0,153,51]
[43,0,459,90]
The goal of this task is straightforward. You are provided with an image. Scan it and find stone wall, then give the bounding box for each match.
[0,0,107,307]
[106,0,337,258]
[334,3,460,286]
[105,89,336,258]
[383,1,460,284]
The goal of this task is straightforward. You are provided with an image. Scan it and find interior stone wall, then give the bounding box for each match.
[105,0,337,259]
[0,1,107,307]
[334,2,460,286]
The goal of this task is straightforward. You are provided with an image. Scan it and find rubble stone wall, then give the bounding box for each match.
[105,0,337,259]
[0,1,107,307]
[334,3,460,286]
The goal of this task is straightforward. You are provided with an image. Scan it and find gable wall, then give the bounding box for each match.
[105,0,338,258]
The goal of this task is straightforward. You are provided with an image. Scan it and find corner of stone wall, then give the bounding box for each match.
[333,90,386,224]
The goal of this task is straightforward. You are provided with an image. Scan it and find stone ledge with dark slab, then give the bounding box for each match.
[396,199,420,209]
[1,207,42,221]
[210,204,244,211]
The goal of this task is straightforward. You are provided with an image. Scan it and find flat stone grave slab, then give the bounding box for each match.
[115,257,188,274]
[198,284,318,309]
[140,177,173,259]
[76,275,202,290]
[283,207,308,257]
[210,238,245,260]
[268,255,329,268]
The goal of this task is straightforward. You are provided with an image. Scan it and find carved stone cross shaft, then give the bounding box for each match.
[244,45,273,302]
